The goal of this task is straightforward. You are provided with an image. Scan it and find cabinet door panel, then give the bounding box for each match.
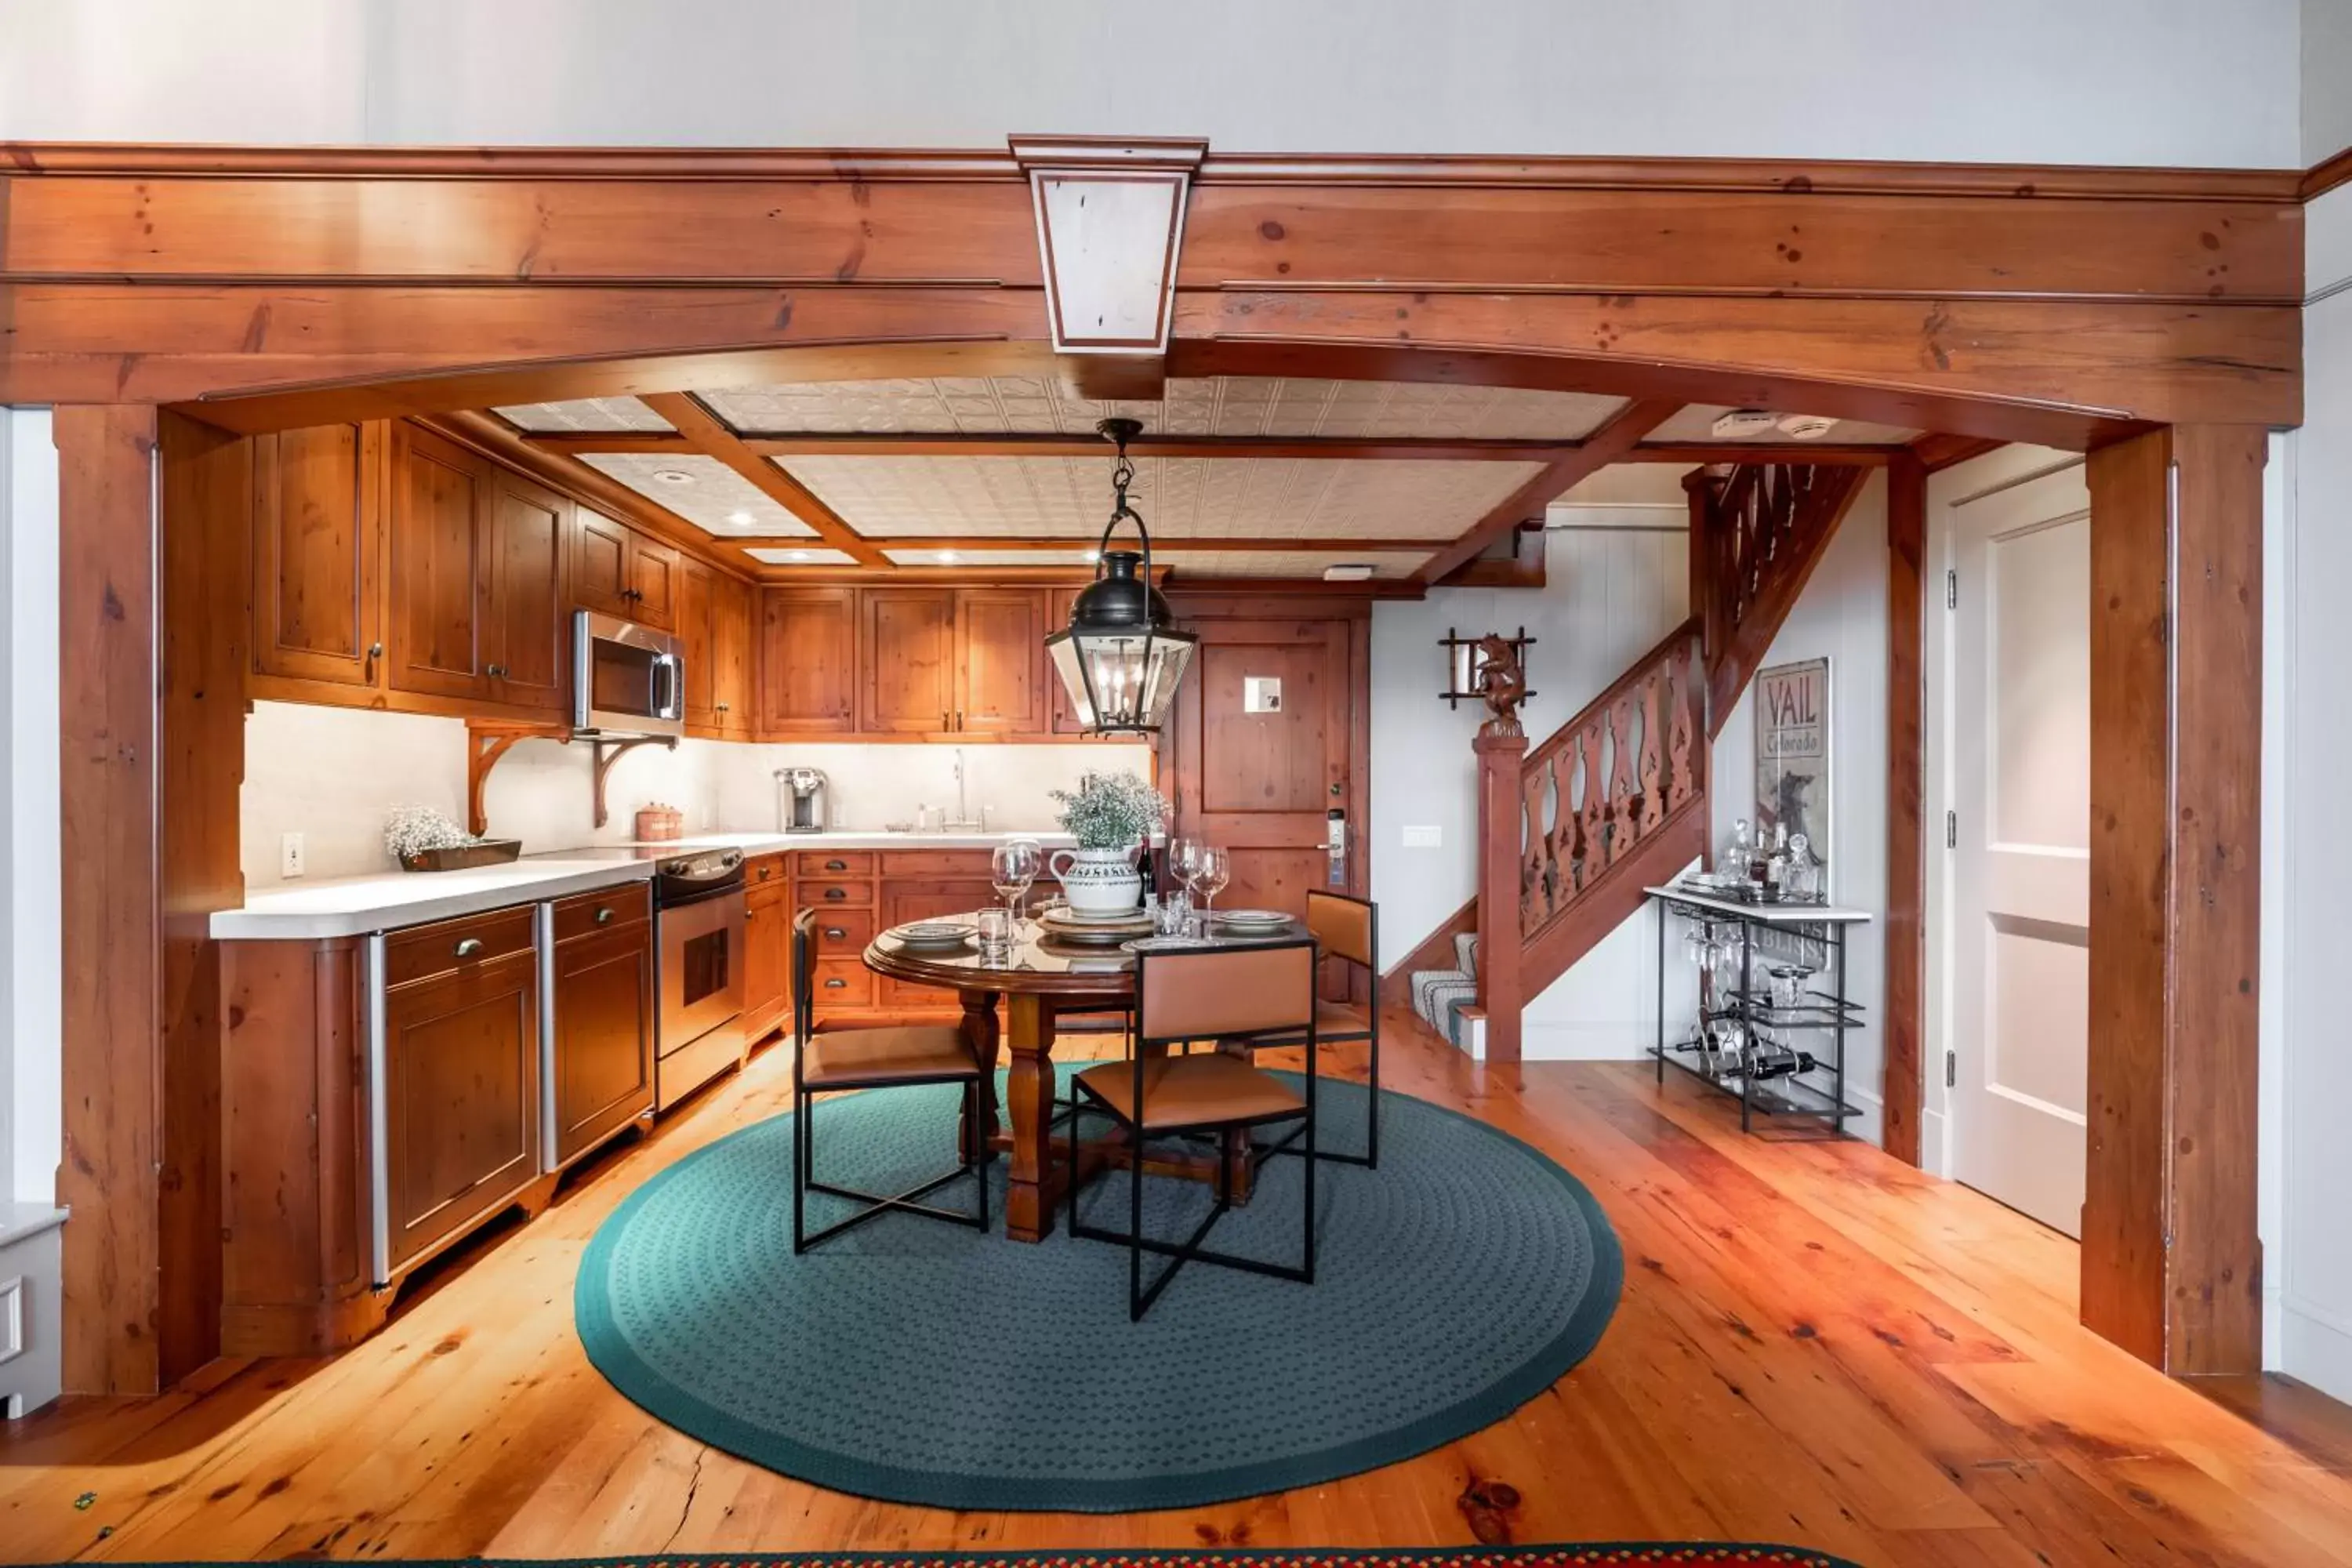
[252,421,385,688]
[484,471,568,713]
[1048,586,1089,735]
[630,535,679,630]
[957,589,1047,734]
[552,923,654,1166]
[743,894,789,1043]
[759,586,858,735]
[678,557,717,729]
[382,951,540,1272]
[387,424,490,699]
[862,589,956,734]
[716,575,755,736]
[572,508,633,619]
[877,881,996,1011]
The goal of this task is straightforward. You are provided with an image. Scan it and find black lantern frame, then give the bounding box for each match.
[1044,419,1200,735]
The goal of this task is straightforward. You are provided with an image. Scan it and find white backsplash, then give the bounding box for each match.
[239,700,1152,888]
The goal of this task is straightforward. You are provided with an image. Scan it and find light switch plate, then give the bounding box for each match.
[1401,825,1443,849]
[280,833,306,879]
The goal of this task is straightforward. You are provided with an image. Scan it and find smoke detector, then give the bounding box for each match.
[1775,413,1838,441]
[1322,564,1376,582]
[1710,408,1781,439]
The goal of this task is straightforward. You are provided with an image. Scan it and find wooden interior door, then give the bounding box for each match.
[862,588,956,733]
[1168,610,1364,937]
[1950,463,2092,1236]
[251,420,385,688]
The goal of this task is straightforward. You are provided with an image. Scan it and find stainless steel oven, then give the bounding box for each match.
[575,608,684,736]
[652,848,747,1109]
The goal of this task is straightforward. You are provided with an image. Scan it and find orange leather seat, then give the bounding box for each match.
[802,1025,977,1089]
[1261,999,1373,1043]
[1075,1053,1305,1131]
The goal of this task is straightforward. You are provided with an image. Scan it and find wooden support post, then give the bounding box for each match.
[1882,452,1927,1167]
[2082,425,2265,1376]
[1474,731,1530,1065]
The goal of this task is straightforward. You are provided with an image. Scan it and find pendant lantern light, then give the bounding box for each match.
[1044,419,1198,735]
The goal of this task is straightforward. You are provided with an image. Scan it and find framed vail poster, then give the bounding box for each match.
[1755,657,1831,894]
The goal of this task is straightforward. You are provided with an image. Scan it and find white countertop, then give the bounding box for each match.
[1644,885,1874,924]
[212,858,656,942]
[626,829,1084,852]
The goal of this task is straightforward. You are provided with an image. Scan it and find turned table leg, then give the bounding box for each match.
[957,989,1001,1165]
[1004,993,1058,1242]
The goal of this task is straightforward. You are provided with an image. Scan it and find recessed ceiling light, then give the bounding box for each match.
[1081,547,1100,562]
[651,469,695,485]
[938,550,960,564]
[726,510,754,527]
[787,550,810,561]
[1775,413,1838,440]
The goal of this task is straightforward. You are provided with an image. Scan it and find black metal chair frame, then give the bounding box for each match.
[790,909,989,1254]
[1065,936,1319,1320]
[1268,890,1381,1170]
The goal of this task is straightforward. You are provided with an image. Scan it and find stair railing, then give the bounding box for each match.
[1474,619,1708,1062]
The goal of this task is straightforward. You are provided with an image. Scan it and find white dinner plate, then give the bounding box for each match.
[1213,909,1291,927]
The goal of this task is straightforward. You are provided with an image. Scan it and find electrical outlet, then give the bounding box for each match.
[1401,825,1443,849]
[280,832,306,879]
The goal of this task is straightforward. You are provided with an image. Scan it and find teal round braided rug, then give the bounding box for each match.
[575,1071,1621,1512]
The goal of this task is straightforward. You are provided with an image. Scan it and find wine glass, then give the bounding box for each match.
[991,838,1041,937]
[1193,846,1232,925]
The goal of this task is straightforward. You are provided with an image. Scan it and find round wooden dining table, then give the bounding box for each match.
[864,913,1287,1242]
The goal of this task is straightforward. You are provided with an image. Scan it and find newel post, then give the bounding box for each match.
[1474,731,1530,1064]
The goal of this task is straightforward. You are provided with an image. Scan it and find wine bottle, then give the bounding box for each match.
[1764,822,1790,902]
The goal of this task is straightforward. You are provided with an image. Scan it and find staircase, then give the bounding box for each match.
[1408,459,1869,1062]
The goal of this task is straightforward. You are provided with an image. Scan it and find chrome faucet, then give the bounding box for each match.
[947,748,982,832]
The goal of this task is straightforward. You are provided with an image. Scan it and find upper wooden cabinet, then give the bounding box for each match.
[713,574,755,738]
[677,557,717,731]
[251,421,387,690]
[760,586,858,735]
[386,423,567,715]
[1047,586,1088,735]
[861,588,957,734]
[573,506,678,631]
[959,588,1048,735]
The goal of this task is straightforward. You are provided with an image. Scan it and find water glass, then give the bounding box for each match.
[975,906,1014,964]
[1153,891,1193,938]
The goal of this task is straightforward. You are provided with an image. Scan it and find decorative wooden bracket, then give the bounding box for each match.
[463,720,679,835]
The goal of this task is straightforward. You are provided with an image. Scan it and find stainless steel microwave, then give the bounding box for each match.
[573,609,684,736]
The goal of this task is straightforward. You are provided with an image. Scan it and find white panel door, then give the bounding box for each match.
[1951,463,2092,1236]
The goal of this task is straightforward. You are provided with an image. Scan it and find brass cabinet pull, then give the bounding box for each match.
[823,926,846,940]
[486,662,507,679]
[757,865,773,880]
[364,641,383,673]
[595,907,615,924]
[823,977,847,989]
[823,887,847,900]
[454,937,485,957]
[716,701,729,713]
[825,858,847,870]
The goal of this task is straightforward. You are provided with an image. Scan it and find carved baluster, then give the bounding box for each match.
[1609,694,1641,861]
[1666,638,1698,807]
[1578,720,1608,889]
[1637,667,1665,831]
[1523,751,1556,923]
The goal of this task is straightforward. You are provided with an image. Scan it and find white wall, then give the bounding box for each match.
[0,0,2305,168]
[2307,0,2352,163]
[239,700,1148,887]
[2274,178,2352,1403]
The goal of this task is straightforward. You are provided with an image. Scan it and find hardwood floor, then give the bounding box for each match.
[5,1011,2351,1566]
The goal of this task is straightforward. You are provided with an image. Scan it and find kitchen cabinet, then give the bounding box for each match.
[681,561,757,738]
[1048,586,1087,734]
[386,424,568,715]
[379,911,544,1274]
[861,587,958,733]
[858,586,1050,735]
[574,506,678,631]
[251,420,387,690]
[548,887,655,1168]
[678,557,717,731]
[743,862,790,1048]
[760,586,858,735]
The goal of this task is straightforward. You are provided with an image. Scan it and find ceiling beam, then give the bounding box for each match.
[519,426,1907,465]
[636,391,889,568]
[1413,399,1682,586]
[730,534,1441,554]
[1908,431,2008,472]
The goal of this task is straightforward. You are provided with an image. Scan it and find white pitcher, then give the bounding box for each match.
[1048,845,1142,915]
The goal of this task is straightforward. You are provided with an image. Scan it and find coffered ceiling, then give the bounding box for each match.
[486,374,1927,590]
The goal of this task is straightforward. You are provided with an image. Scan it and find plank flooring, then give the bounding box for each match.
[5,1010,2351,1566]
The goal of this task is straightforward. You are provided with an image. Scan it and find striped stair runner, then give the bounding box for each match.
[1410,931,1481,1049]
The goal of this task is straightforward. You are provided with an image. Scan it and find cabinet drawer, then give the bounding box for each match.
[880,850,996,878]
[384,906,536,989]
[550,881,650,946]
[802,879,874,909]
[795,850,876,878]
[745,851,787,891]
[808,959,874,1009]
[808,908,877,954]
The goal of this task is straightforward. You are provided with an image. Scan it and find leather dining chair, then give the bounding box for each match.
[1065,938,1319,1320]
[790,909,990,1253]
[1260,891,1382,1167]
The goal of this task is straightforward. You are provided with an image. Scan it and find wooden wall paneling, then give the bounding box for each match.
[250,420,385,687]
[1882,452,1927,1168]
[481,466,570,713]
[860,587,957,733]
[757,586,858,735]
[56,405,162,1394]
[2082,425,2265,1376]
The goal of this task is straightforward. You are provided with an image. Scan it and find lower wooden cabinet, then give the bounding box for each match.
[743,877,790,1047]
[549,891,655,1168]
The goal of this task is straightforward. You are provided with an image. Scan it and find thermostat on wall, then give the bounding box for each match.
[1243,676,1283,713]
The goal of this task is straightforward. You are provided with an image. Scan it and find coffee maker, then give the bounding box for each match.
[777,767,829,833]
